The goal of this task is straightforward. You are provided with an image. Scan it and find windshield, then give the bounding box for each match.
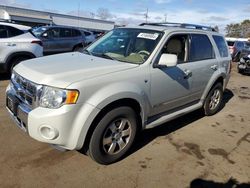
[86,28,163,64]
[31,27,47,37]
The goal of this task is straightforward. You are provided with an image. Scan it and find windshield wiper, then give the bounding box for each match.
[98,53,116,60]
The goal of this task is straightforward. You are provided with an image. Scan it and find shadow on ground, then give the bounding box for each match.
[128,88,234,157]
[190,178,250,188]
[0,73,10,81]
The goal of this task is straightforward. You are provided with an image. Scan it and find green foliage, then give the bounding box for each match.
[225,19,250,38]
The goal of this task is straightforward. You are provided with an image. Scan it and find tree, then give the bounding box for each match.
[225,19,250,38]
[214,25,219,32]
[96,8,112,20]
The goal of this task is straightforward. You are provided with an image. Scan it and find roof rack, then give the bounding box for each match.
[139,22,217,32]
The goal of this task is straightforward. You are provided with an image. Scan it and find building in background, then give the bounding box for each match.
[0,5,115,32]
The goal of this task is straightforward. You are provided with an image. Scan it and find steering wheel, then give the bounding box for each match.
[138,50,150,56]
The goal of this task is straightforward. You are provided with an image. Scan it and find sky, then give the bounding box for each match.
[1,0,250,33]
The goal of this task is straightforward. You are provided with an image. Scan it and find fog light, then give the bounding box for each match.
[39,126,59,140]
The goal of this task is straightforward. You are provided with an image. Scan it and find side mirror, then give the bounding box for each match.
[42,33,48,38]
[158,54,177,67]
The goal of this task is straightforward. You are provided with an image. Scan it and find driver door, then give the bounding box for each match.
[150,34,194,116]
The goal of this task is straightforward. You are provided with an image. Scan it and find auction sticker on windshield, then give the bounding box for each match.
[137,33,159,40]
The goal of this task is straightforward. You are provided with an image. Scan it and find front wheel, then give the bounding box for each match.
[10,57,29,74]
[203,83,223,116]
[89,107,138,165]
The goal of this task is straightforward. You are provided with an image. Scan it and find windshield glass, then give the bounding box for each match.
[86,28,163,64]
[31,27,47,37]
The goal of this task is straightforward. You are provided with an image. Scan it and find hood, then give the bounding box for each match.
[14,52,139,88]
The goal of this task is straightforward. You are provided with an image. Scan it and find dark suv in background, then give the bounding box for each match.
[226,37,250,62]
[32,26,86,54]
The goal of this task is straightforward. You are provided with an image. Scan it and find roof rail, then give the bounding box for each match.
[139,22,217,32]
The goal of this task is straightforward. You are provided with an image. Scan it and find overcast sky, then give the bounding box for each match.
[1,0,250,33]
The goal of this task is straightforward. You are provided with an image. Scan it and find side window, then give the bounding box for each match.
[239,42,244,48]
[212,35,229,57]
[84,31,91,36]
[72,29,81,37]
[47,28,60,38]
[161,34,188,63]
[190,34,215,61]
[6,26,24,37]
[60,28,72,38]
[0,25,8,38]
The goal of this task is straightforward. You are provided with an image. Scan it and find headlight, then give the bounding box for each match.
[240,58,245,63]
[39,86,79,109]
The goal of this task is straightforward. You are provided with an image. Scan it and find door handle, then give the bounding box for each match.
[183,69,192,79]
[6,43,16,47]
[211,64,218,70]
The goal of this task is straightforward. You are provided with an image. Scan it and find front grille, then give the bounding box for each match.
[11,73,40,108]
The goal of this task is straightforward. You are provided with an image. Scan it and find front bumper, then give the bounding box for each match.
[238,63,250,72]
[6,85,100,150]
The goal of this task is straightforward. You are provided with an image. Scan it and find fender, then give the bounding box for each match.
[200,72,227,103]
[69,82,151,149]
[6,51,36,67]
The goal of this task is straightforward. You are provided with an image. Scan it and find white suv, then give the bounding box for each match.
[6,23,231,164]
[0,22,43,74]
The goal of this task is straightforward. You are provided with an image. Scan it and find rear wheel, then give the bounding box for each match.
[203,83,223,116]
[237,66,243,74]
[89,106,138,165]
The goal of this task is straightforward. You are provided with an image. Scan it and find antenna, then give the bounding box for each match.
[77,2,80,28]
[144,8,149,23]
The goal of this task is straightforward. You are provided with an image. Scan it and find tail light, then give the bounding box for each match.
[31,40,43,47]
[229,46,236,54]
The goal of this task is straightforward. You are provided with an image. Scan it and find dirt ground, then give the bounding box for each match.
[0,64,249,188]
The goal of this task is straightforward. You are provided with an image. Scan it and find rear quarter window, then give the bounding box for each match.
[189,34,215,61]
[0,25,24,38]
[6,26,24,37]
[0,25,8,38]
[213,35,229,57]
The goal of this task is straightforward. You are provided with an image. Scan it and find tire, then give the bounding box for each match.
[10,57,29,74]
[237,66,243,74]
[89,106,138,165]
[203,83,223,116]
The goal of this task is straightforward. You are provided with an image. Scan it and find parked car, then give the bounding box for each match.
[226,37,250,62]
[92,31,105,39]
[0,22,43,74]
[80,29,96,45]
[238,54,250,74]
[6,22,231,164]
[31,26,86,54]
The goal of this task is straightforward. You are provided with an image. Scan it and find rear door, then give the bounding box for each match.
[188,34,218,100]
[0,25,9,63]
[0,25,24,63]
[59,28,74,52]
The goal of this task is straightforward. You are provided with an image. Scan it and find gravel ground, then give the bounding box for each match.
[0,64,249,188]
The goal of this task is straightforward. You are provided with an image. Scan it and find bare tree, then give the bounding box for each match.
[96,8,112,20]
[214,25,219,32]
[225,20,250,38]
